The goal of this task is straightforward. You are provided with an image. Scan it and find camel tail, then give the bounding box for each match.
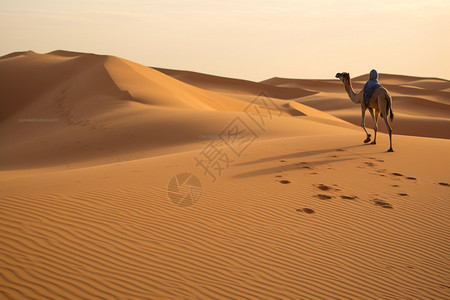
[387,94,394,121]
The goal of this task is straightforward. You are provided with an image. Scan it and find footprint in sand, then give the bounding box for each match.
[300,166,313,170]
[315,194,333,200]
[391,173,417,181]
[315,184,333,191]
[314,183,341,192]
[373,199,393,209]
[438,182,449,187]
[374,169,388,177]
[296,208,315,214]
[278,180,291,184]
[297,162,312,170]
[314,184,357,201]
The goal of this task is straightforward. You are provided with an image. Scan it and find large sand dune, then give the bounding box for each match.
[1,51,449,299]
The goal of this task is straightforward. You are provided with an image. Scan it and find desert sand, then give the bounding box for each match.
[1,51,449,299]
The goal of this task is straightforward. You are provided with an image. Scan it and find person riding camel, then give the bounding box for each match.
[363,69,383,106]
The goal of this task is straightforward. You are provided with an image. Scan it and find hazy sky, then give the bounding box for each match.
[1,0,449,81]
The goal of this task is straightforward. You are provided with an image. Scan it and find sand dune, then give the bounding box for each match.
[160,68,450,139]
[1,50,449,299]
[0,51,252,168]
[155,67,318,100]
[260,77,344,93]
[0,51,354,169]
[0,50,248,117]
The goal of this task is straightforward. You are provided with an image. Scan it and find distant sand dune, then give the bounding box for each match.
[155,68,318,100]
[160,68,450,139]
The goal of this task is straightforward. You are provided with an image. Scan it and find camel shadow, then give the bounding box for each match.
[233,144,364,179]
[235,144,362,167]
[233,157,355,179]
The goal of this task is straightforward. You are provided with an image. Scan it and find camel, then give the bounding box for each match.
[335,72,394,152]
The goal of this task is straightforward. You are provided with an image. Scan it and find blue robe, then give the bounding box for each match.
[363,69,383,106]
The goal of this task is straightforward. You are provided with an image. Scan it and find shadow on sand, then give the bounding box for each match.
[232,144,366,179]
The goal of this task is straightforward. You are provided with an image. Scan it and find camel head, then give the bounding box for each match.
[335,72,350,83]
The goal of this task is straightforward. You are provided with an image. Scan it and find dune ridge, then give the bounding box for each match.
[155,67,318,100]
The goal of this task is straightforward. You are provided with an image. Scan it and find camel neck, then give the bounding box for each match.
[344,78,360,104]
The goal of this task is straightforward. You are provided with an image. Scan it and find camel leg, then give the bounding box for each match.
[383,116,394,152]
[368,108,379,144]
[361,107,371,143]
